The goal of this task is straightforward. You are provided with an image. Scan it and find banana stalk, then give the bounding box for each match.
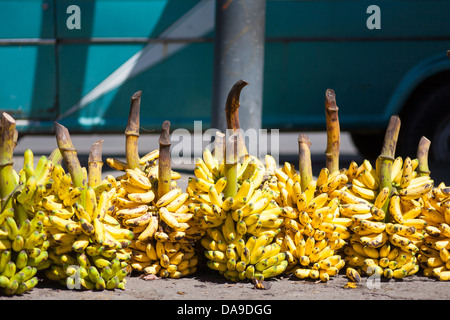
[378,115,401,222]
[213,130,225,165]
[0,113,17,209]
[416,136,431,177]
[298,133,312,192]
[324,89,340,173]
[225,79,249,159]
[125,90,142,170]
[158,120,172,199]
[223,134,239,199]
[88,140,104,188]
[55,122,87,205]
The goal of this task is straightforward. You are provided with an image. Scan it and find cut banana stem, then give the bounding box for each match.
[378,115,401,222]
[298,134,312,192]
[125,90,142,170]
[225,79,248,159]
[158,120,172,199]
[0,113,17,206]
[223,134,239,199]
[88,140,104,188]
[213,130,225,165]
[324,89,340,174]
[55,122,87,206]
[416,136,431,177]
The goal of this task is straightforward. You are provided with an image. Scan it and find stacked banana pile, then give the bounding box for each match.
[264,157,348,282]
[418,183,450,280]
[38,136,132,291]
[190,148,288,282]
[342,156,431,282]
[106,164,201,279]
[0,113,54,296]
[105,94,202,279]
[42,173,131,290]
[0,150,51,295]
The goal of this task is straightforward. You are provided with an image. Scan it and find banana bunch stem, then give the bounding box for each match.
[88,140,104,188]
[125,91,142,170]
[223,134,239,199]
[0,113,18,208]
[378,115,401,222]
[298,134,312,192]
[225,79,248,160]
[416,136,431,177]
[213,130,225,165]
[324,89,340,174]
[157,120,172,199]
[55,122,87,206]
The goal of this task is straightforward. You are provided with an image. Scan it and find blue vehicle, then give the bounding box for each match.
[0,0,449,162]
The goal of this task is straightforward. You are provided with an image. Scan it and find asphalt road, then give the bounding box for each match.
[3,132,449,303]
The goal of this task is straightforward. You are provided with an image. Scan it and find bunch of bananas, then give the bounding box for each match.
[0,113,51,295]
[108,167,201,279]
[418,183,450,280]
[264,153,348,282]
[42,172,132,290]
[341,156,431,282]
[336,116,437,285]
[106,93,202,279]
[190,147,288,282]
[38,124,133,291]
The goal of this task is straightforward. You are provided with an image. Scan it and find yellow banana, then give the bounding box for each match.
[160,207,180,229]
[360,232,389,248]
[374,187,390,209]
[127,189,155,204]
[126,169,152,190]
[156,188,182,207]
[399,181,434,200]
[351,184,377,201]
[389,195,404,224]
[359,219,386,233]
[115,205,149,220]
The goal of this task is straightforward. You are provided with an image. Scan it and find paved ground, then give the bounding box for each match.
[3,132,449,302]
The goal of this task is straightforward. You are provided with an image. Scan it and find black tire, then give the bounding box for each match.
[397,82,450,164]
[350,130,385,161]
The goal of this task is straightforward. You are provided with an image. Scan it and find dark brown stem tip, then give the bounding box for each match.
[89,140,104,163]
[298,133,311,147]
[325,89,336,102]
[126,91,142,135]
[159,120,171,146]
[131,90,142,101]
[225,80,249,110]
[325,89,338,112]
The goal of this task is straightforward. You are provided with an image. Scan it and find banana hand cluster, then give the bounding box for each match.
[266,160,347,282]
[108,158,201,279]
[0,149,55,295]
[341,159,427,282]
[190,150,287,281]
[35,158,132,291]
[418,183,450,280]
[201,230,287,282]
